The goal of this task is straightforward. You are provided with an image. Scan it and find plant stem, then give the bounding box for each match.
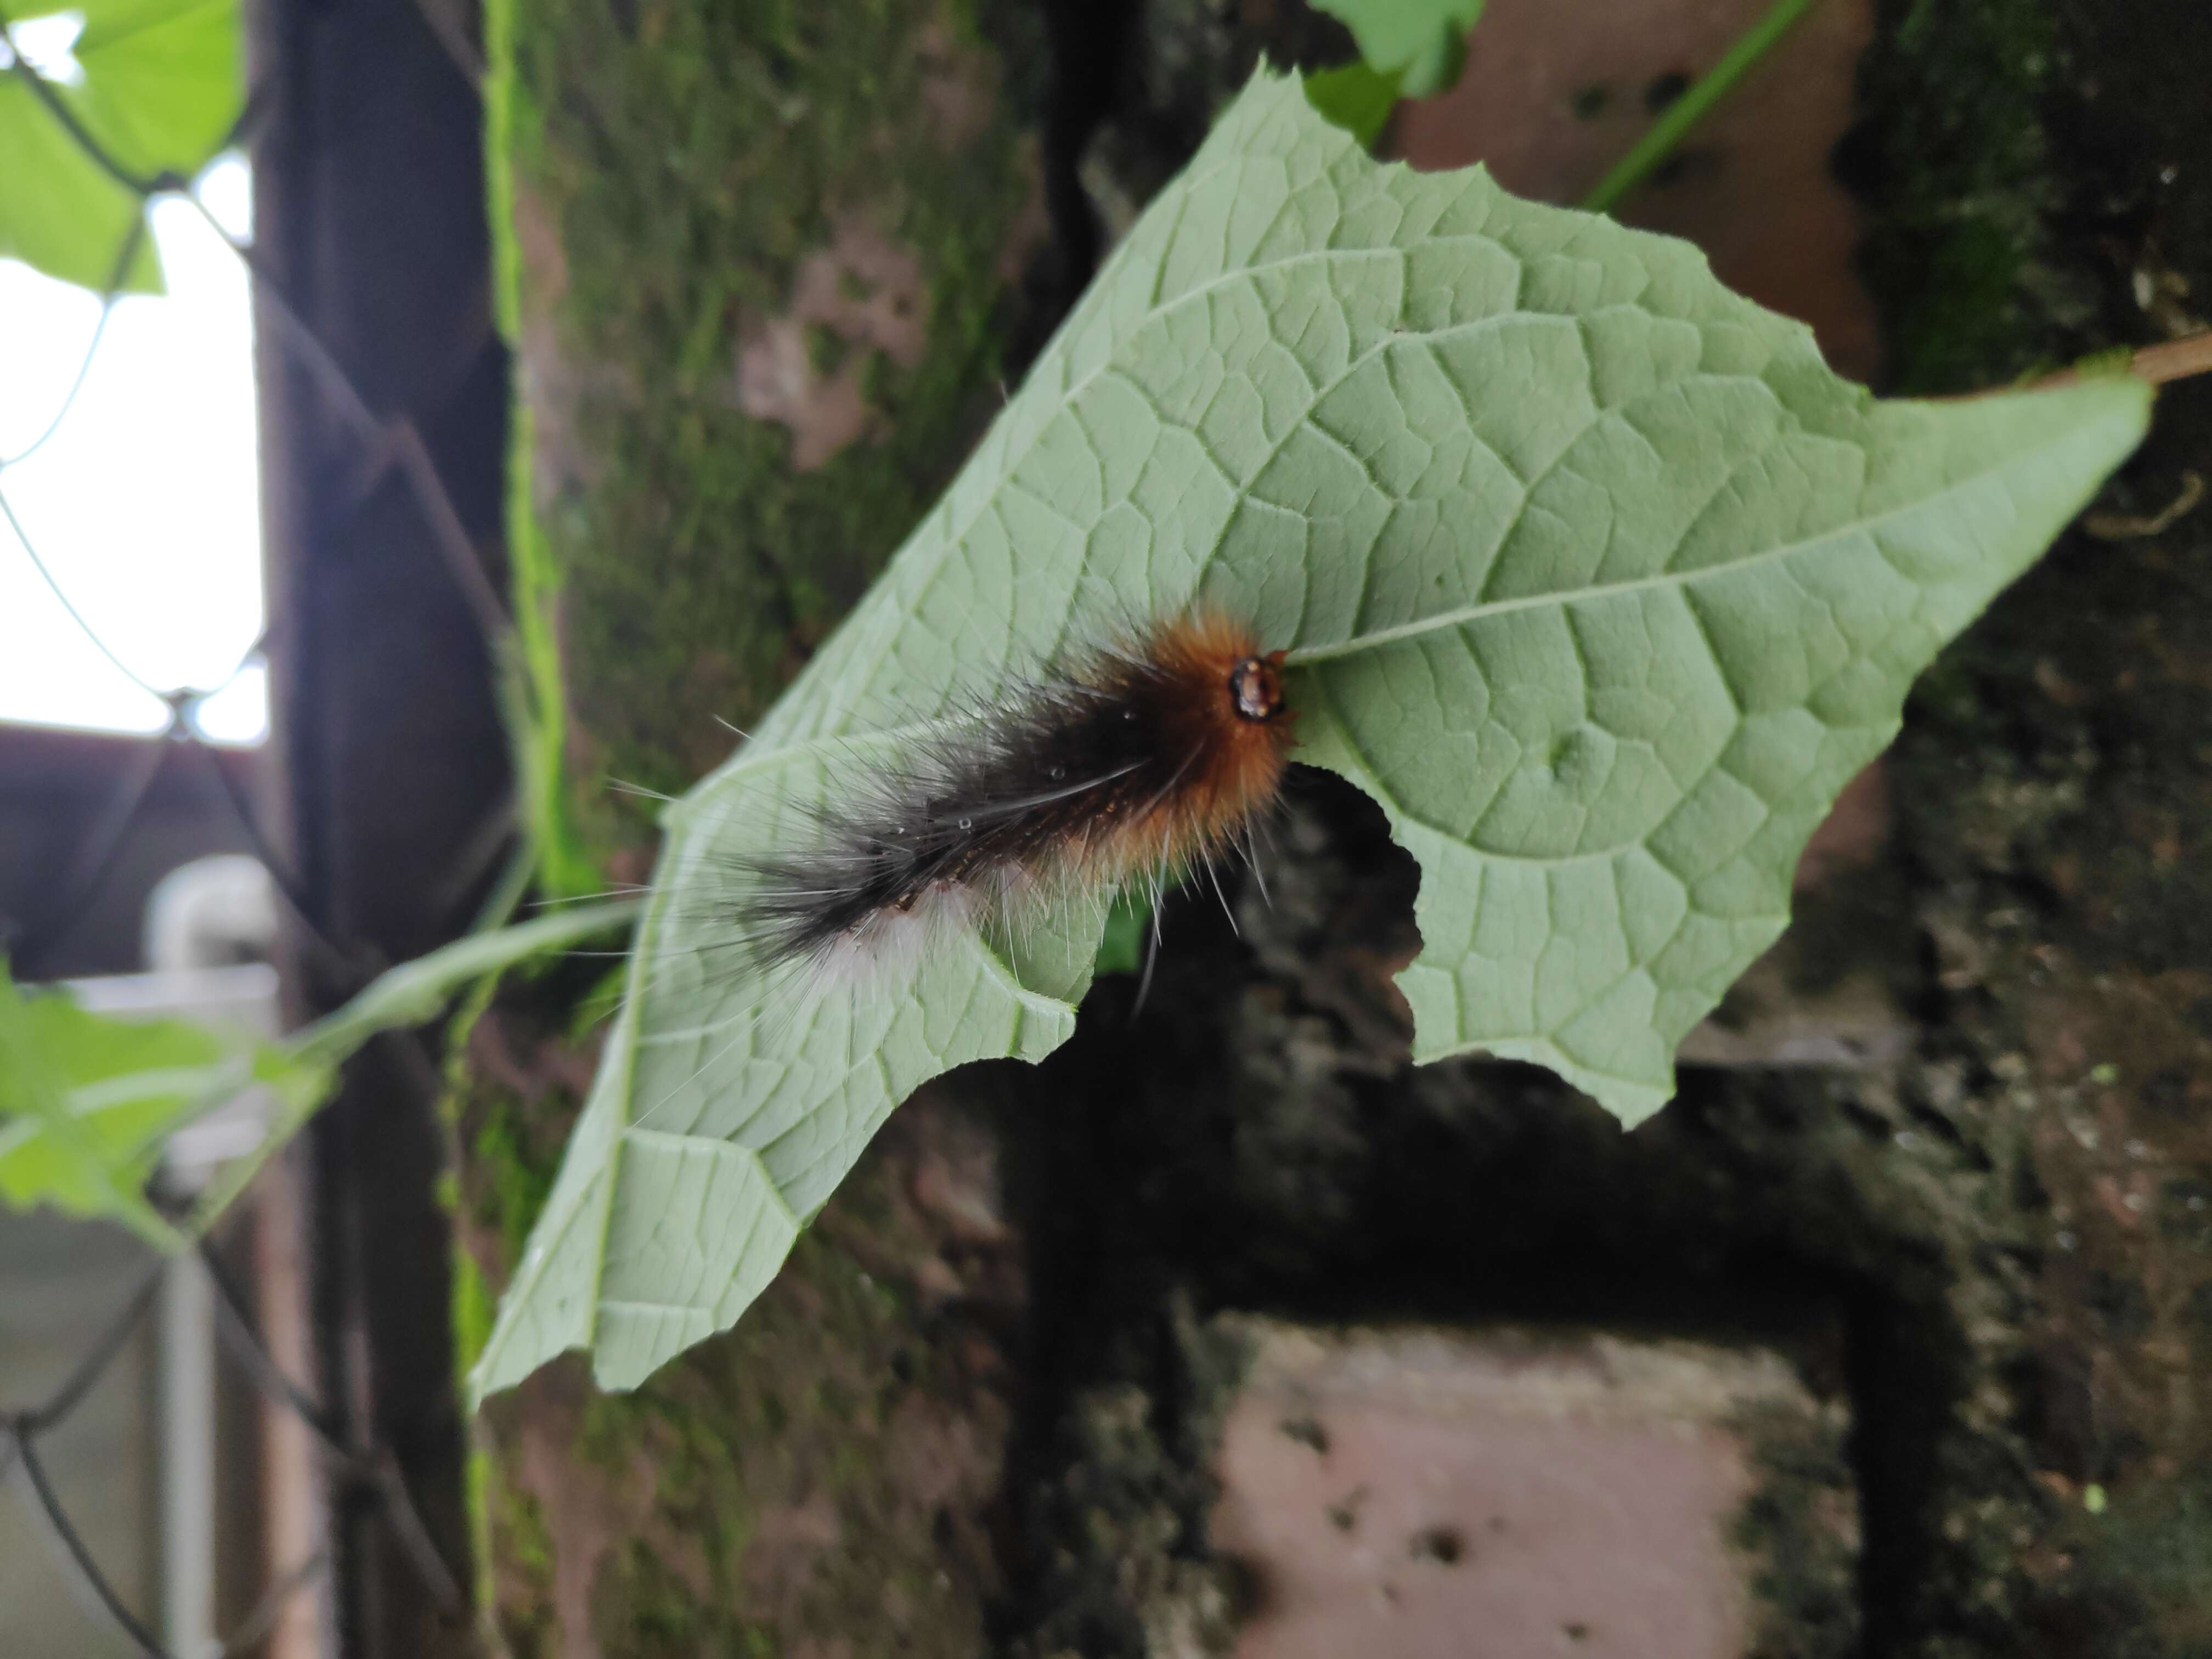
[2126,332,2212,387]
[1580,0,1821,215]
[1958,332,2212,400]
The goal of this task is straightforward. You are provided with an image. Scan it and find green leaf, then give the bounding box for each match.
[1302,60,1403,148]
[1310,0,1485,100]
[0,82,160,290]
[1091,889,1155,978]
[472,71,2151,1401]
[0,966,254,1246]
[0,0,241,293]
[0,901,640,1242]
[67,0,241,173]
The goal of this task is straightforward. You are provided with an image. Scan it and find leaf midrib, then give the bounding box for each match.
[1283,402,2093,667]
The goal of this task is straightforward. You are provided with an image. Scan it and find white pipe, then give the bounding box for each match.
[156,1254,219,1659]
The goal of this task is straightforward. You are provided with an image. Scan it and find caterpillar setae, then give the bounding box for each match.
[738,608,1297,979]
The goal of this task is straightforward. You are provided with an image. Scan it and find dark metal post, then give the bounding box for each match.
[250,0,510,1648]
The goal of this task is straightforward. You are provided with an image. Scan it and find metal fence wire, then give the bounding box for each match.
[1,4,500,1651]
[1,1243,467,1659]
[0,0,511,982]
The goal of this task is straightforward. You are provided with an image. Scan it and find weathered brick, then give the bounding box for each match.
[1209,1321,1857,1658]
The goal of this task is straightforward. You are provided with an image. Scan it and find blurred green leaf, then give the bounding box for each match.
[1310,0,1485,100]
[0,84,160,290]
[1302,60,1403,147]
[0,900,641,1243]
[0,965,255,1246]
[0,0,241,292]
[1092,890,1155,978]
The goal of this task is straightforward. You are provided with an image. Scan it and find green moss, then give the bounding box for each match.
[460,1077,1017,1654]
[471,1109,561,1264]
[483,1456,560,1659]
[2049,1472,2212,1654]
[1730,1401,1861,1658]
[504,420,598,897]
[594,1536,774,1657]
[1852,0,2101,393]
[803,322,850,378]
[484,0,596,896]
[453,1247,495,1376]
[505,1477,552,1577]
[1010,1308,1255,1657]
[496,0,1046,882]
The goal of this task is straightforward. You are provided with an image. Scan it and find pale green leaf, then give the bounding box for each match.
[65,0,241,178]
[1311,0,1484,99]
[0,83,159,290]
[472,71,2150,1401]
[0,0,241,293]
[1091,889,1154,979]
[0,901,640,1240]
[0,967,242,1245]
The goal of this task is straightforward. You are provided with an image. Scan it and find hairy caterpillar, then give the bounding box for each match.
[739,608,1296,978]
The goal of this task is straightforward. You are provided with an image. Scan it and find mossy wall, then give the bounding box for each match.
[459,0,1053,1649]
[487,0,1049,890]
[450,996,1025,1655]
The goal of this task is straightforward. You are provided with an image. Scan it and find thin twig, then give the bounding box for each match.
[1581,0,1821,214]
[2084,470,2203,540]
[2028,333,2212,392]
[2130,332,2212,386]
[1940,331,2212,403]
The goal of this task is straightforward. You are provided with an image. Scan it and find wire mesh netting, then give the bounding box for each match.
[1,1240,468,1658]
[2,7,503,1651]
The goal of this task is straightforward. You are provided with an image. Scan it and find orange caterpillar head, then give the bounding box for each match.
[1100,610,1297,877]
[1227,649,1289,727]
